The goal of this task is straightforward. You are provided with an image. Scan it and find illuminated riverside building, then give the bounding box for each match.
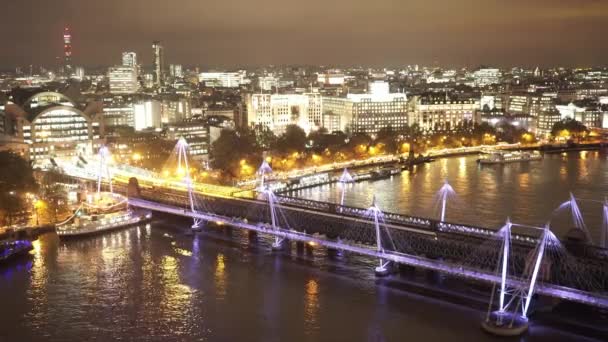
[408,95,478,132]
[247,81,407,135]
[346,81,408,134]
[108,66,139,94]
[246,93,322,134]
[4,91,104,165]
[536,109,562,137]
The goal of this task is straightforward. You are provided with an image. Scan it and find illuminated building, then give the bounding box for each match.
[472,68,501,87]
[556,101,605,129]
[247,81,407,135]
[63,26,72,72]
[102,104,134,128]
[246,93,321,134]
[160,97,191,124]
[74,67,85,80]
[341,81,408,134]
[5,91,104,165]
[199,71,247,88]
[536,109,562,137]
[108,66,140,94]
[317,72,345,85]
[164,118,211,162]
[258,76,294,91]
[169,64,184,78]
[152,41,164,87]
[122,52,137,67]
[134,100,161,131]
[409,95,477,132]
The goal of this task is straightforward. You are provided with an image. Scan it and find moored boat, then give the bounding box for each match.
[478,151,542,165]
[56,192,151,238]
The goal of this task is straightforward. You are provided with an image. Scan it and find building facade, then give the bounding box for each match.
[108,66,139,94]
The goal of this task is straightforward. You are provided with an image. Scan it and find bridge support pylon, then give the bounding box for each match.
[371,196,390,277]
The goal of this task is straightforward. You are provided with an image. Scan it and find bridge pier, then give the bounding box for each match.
[296,241,305,254]
[191,221,204,232]
[374,260,391,277]
[248,230,258,242]
[271,237,285,251]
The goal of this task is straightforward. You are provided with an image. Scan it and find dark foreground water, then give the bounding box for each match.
[0,150,607,341]
[0,222,603,342]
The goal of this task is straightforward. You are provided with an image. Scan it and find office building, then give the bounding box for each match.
[409,95,477,132]
[122,52,137,67]
[246,93,322,135]
[134,100,161,131]
[536,109,562,137]
[160,97,191,124]
[199,71,247,88]
[165,118,209,161]
[108,66,140,94]
[103,104,135,128]
[4,91,104,165]
[343,81,409,134]
[472,68,501,87]
[152,41,164,87]
[317,72,346,85]
[169,64,184,78]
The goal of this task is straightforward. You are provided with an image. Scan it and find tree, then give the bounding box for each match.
[276,125,307,153]
[253,125,277,149]
[375,125,400,154]
[551,118,588,142]
[0,152,38,226]
[210,128,259,177]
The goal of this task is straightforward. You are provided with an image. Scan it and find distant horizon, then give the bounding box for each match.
[2,0,608,69]
[2,63,608,75]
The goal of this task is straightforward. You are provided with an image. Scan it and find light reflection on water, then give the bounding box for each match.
[291,151,608,240]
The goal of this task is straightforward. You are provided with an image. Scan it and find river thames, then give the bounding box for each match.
[0,151,606,341]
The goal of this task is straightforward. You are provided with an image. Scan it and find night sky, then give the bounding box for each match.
[2,0,607,68]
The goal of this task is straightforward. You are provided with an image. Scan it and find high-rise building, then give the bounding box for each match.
[122,52,137,67]
[108,66,140,94]
[169,64,183,78]
[63,26,73,72]
[74,67,85,80]
[152,41,164,87]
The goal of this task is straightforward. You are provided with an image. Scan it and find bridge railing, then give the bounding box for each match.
[273,194,543,244]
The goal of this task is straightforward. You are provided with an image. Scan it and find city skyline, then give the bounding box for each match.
[2,0,608,69]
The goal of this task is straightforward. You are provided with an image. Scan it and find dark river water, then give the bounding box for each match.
[0,150,607,342]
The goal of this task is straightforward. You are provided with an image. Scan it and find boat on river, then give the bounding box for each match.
[56,192,151,238]
[0,239,33,263]
[477,151,542,165]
